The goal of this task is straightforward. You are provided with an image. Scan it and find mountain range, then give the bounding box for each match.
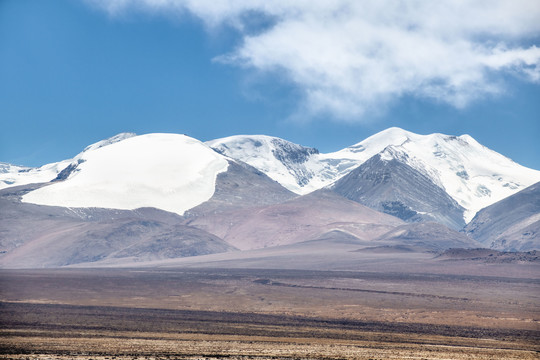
[1,127,539,268]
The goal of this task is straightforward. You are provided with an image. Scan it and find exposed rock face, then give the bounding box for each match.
[207,135,335,194]
[208,128,540,223]
[330,153,466,230]
[269,138,319,186]
[184,160,296,217]
[464,182,540,251]
[2,130,539,269]
[53,159,86,181]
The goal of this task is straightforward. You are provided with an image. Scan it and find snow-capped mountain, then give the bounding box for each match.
[3,129,537,268]
[5,128,540,223]
[208,128,540,222]
[356,128,540,222]
[205,129,429,196]
[207,135,328,194]
[0,133,136,190]
[21,133,230,216]
[330,148,466,230]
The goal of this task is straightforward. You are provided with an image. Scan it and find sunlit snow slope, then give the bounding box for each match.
[207,135,326,194]
[206,130,438,196]
[0,133,136,190]
[22,134,229,215]
[356,128,540,222]
[0,161,71,190]
[208,128,540,222]
[5,128,540,222]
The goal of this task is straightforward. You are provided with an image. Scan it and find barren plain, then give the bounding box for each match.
[1,265,539,359]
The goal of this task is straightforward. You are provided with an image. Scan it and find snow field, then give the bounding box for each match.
[22,134,229,215]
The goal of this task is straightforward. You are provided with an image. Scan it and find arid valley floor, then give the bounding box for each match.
[1,261,539,360]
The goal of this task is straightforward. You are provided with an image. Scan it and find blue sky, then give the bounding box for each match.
[1,0,539,169]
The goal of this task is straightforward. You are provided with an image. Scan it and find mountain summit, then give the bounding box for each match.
[209,127,540,222]
[2,128,539,223]
[1,128,539,268]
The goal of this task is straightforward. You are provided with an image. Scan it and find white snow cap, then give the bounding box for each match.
[0,132,137,190]
[334,127,540,222]
[8,127,540,222]
[22,133,229,215]
[207,134,326,194]
[208,127,540,222]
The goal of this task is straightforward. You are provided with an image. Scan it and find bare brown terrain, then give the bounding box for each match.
[1,267,539,359]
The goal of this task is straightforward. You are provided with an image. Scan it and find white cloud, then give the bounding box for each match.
[87,0,540,121]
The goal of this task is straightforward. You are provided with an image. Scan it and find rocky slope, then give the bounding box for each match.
[0,184,235,268]
[208,128,540,223]
[330,149,466,229]
[1,129,538,268]
[464,182,540,251]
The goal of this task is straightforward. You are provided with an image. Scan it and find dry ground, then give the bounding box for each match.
[1,267,539,359]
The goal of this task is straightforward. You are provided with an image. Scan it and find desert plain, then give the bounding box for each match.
[1,253,539,360]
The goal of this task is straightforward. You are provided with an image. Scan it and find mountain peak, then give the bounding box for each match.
[82,132,137,153]
[3,128,540,226]
[207,128,539,222]
[207,134,322,194]
[346,127,413,151]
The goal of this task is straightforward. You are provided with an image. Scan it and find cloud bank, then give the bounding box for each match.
[88,0,540,121]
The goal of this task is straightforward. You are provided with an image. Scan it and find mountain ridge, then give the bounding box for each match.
[207,127,540,222]
[1,127,539,264]
[330,150,466,230]
[3,128,539,223]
